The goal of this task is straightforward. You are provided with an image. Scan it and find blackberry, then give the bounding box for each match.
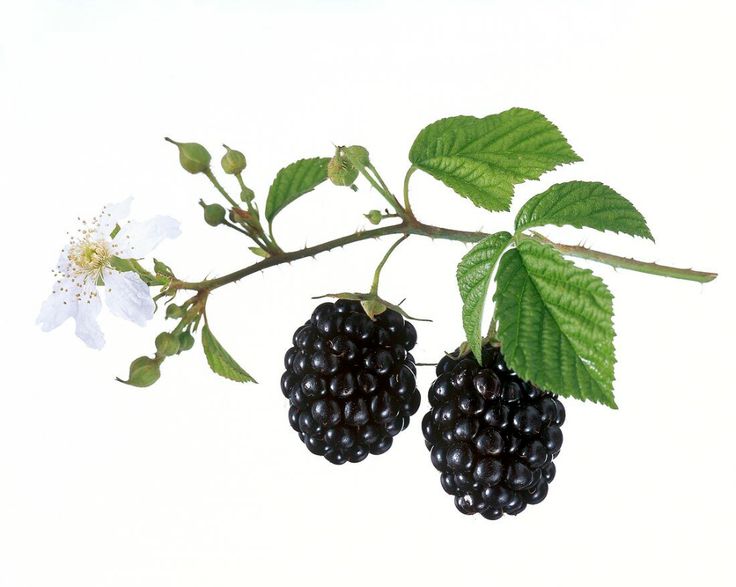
[281,300,421,464]
[423,344,565,519]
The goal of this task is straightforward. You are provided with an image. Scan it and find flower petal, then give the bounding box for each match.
[96,197,133,238]
[114,215,180,257]
[74,294,105,349]
[103,269,154,326]
[37,285,77,332]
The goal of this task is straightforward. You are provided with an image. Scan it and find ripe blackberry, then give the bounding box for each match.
[423,344,565,519]
[281,300,421,464]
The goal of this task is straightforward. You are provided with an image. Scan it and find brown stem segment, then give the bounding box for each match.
[174,221,486,291]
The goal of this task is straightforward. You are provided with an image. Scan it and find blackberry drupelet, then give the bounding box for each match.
[423,344,565,519]
[281,300,421,464]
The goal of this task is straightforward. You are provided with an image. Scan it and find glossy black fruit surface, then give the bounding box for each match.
[423,344,565,519]
[282,300,420,464]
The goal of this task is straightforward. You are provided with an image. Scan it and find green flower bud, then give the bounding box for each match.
[343,145,370,168]
[165,137,211,174]
[364,210,382,225]
[240,186,255,203]
[155,332,180,356]
[221,144,247,175]
[178,331,195,352]
[327,154,359,187]
[165,303,184,319]
[203,203,227,226]
[119,356,161,388]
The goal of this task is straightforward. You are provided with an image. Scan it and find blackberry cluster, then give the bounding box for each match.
[281,300,421,464]
[422,344,565,519]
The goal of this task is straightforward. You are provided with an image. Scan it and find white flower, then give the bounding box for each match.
[37,198,181,349]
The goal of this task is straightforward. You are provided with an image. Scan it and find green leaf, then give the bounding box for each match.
[201,324,256,383]
[515,181,653,239]
[456,231,513,361]
[409,108,581,212]
[265,157,330,224]
[493,239,616,407]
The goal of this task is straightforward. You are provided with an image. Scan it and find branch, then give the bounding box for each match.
[173,220,486,292]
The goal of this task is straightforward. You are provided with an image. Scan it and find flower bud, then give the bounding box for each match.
[165,137,211,174]
[165,303,184,319]
[221,144,247,175]
[364,210,382,225]
[155,332,180,356]
[240,186,255,203]
[119,356,161,387]
[327,154,359,187]
[343,145,370,168]
[178,331,195,352]
[203,203,227,226]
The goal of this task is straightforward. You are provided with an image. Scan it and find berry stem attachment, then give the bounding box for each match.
[369,234,410,296]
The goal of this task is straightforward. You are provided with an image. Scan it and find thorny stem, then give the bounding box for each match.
[172,218,716,293]
[369,235,410,295]
[174,221,485,291]
[526,232,718,284]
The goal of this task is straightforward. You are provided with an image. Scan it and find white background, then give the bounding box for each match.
[1,1,734,585]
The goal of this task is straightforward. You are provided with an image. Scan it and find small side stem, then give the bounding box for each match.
[370,234,410,295]
[358,165,404,216]
[203,169,239,208]
[403,166,417,220]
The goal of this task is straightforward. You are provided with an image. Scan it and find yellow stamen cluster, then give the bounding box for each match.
[50,206,122,304]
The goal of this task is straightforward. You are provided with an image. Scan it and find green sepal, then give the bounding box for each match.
[313,292,430,322]
[153,258,175,277]
[109,257,168,286]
